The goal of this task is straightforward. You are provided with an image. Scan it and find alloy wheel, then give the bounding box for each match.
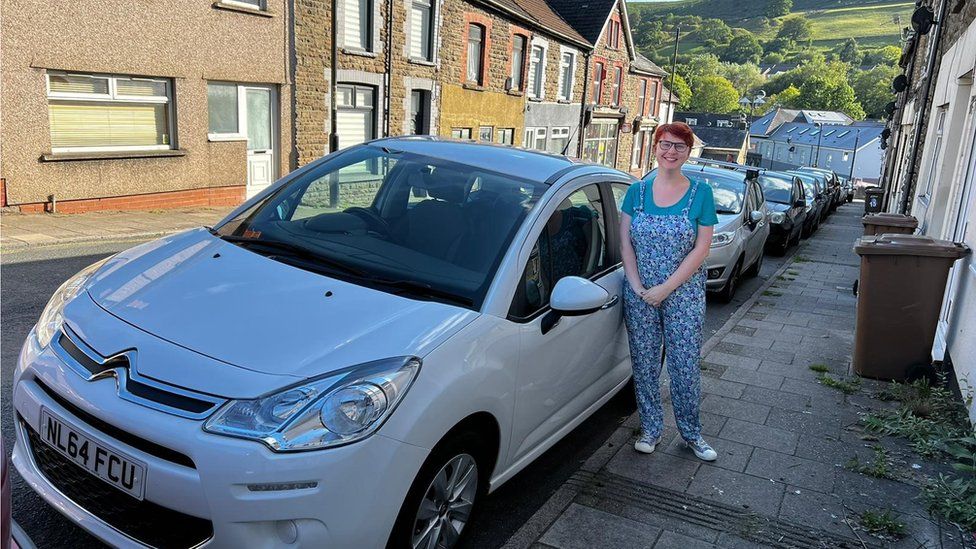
[412,454,479,549]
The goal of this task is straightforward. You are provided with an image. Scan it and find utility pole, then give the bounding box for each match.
[848,129,861,181]
[814,122,824,167]
[669,26,680,100]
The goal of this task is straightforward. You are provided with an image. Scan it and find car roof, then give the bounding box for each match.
[680,163,747,183]
[366,136,589,183]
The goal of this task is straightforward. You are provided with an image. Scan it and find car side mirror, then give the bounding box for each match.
[550,276,611,316]
[749,210,763,225]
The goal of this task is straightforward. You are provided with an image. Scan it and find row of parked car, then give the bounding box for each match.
[649,158,854,303]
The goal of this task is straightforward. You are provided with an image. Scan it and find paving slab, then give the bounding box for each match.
[538,503,660,549]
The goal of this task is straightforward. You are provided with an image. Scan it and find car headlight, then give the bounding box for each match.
[710,231,735,248]
[203,356,420,451]
[769,212,786,224]
[35,258,109,349]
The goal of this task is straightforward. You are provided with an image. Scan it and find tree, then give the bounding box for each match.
[723,34,763,64]
[764,36,792,55]
[852,65,899,118]
[766,0,792,17]
[863,45,901,66]
[762,52,786,65]
[836,38,863,67]
[669,73,693,110]
[773,85,802,108]
[797,75,865,119]
[720,63,765,96]
[689,75,740,114]
[696,18,733,45]
[776,15,813,45]
[680,53,722,89]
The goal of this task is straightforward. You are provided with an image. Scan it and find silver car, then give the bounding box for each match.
[647,164,769,302]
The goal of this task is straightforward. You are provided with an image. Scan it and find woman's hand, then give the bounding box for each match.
[641,284,674,307]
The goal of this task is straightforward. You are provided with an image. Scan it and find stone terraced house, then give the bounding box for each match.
[0,0,666,212]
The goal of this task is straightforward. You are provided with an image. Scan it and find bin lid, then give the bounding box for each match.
[854,234,971,258]
[862,213,918,229]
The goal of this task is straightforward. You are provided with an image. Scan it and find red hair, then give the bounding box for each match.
[654,122,695,148]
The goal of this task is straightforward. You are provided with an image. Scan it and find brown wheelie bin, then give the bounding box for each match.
[862,213,918,236]
[853,234,970,380]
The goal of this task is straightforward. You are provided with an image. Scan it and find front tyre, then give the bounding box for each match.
[389,432,487,549]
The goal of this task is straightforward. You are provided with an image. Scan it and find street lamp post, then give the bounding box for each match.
[814,122,824,167]
[739,92,766,163]
[669,26,680,98]
[848,129,861,181]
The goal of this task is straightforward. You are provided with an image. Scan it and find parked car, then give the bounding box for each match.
[791,170,831,224]
[12,139,640,549]
[757,171,808,255]
[797,167,841,211]
[837,175,854,203]
[2,440,35,549]
[653,161,769,302]
[788,171,828,238]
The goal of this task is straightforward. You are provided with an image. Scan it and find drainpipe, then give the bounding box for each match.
[576,52,592,158]
[899,0,950,215]
[330,0,339,152]
[384,0,393,136]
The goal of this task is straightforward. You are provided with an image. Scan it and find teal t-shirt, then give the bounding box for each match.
[620,174,719,226]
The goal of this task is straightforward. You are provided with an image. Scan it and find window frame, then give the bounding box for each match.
[527,41,547,100]
[557,48,576,102]
[497,127,515,145]
[342,0,374,52]
[479,126,494,142]
[46,70,175,153]
[335,83,377,149]
[451,127,472,139]
[637,79,647,117]
[592,61,605,105]
[409,89,431,135]
[466,23,486,85]
[511,34,528,92]
[611,65,623,106]
[408,0,434,61]
[547,126,571,154]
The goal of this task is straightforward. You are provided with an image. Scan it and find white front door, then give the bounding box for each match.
[244,86,276,198]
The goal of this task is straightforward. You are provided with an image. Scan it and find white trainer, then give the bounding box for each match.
[634,434,660,454]
[687,438,718,461]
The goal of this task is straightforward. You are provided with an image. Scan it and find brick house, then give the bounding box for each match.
[0,0,293,213]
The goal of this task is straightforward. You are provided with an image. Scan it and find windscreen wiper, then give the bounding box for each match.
[218,235,366,277]
[366,278,473,307]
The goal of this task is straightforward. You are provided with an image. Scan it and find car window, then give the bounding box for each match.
[758,174,793,205]
[683,169,745,215]
[510,185,609,319]
[746,181,761,212]
[611,183,629,213]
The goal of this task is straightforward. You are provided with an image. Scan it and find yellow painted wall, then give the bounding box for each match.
[439,84,525,145]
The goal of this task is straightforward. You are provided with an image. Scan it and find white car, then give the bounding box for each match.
[12,138,637,548]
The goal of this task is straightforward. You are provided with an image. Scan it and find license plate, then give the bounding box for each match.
[39,408,147,500]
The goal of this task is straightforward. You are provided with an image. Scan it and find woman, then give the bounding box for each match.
[620,122,719,461]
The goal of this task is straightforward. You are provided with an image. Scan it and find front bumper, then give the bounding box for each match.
[704,242,739,290]
[12,332,428,548]
[765,223,792,246]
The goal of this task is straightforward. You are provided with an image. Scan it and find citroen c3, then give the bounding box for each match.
[11,138,646,549]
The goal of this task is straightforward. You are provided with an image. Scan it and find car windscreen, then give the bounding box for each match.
[214,145,546,309]
[686,169,745,214]
[790,172,821,194]
[758,174,794,205]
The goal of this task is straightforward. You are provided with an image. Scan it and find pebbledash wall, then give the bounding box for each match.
[0,0,293,213]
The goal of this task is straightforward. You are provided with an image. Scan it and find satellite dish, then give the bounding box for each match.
[892,74,908,93]
[884,101,897,115]
[911,6,935,35]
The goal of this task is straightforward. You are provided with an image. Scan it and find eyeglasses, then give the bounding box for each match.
[657,140,689,153]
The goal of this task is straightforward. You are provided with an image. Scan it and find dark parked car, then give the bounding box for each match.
[798,167,841,211]
[837,174,854,202]
[758,171,808,254]
[788,171,828,237]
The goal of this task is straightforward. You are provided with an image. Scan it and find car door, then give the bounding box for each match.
[742,181,762,267]
[792,178,806,232]
[508,182,624,463]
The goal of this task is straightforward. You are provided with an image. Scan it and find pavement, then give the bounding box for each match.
[0,208,233,251]
[503,202,974,549]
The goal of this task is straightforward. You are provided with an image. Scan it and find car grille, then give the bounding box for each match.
[24,421,213,549]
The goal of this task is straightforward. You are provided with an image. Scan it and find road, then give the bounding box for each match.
[1,237,790,548]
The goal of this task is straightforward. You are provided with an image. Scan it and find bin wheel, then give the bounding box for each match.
[906,363,938,385]
[852,279,858,297]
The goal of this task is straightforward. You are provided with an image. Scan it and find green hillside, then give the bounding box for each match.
[629,0,911,54]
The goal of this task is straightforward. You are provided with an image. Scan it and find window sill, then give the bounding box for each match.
[407,57,436,67]
[506,90,524,97]
[212,1,274,17]
[341,48,378,58]
[462,83,485,92]
[557,99,571,104]
[527,97,543,103]
[208,133,248,142]
[41,149,188,162]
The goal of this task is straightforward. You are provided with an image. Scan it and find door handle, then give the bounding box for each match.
[601,294,620,309]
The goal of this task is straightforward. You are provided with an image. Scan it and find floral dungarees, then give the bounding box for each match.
[623,178,706,444]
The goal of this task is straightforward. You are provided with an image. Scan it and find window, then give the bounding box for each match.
[786,127,797,133]
[511,35,527,91]
[611,66,623,106]
[344,0,372,51]
[638,79,647,116]
[336,84,375,150]
[510,184,609,318]
[631,130,643,168]
[607,20,620,49]
[824,130,835,137]
[922,108,947,196]
[582,119,618,166]
[798,128,809,135]
[451,128,472,139]
[837,130,850,138]
[207,82,241,136]
[224,0,266,8]
[527,45,545,99]
[479,126,493,142]
[524,127,547,150]
[548,127,571,154]
[558,51,574,101]
[497,128,514,144]
[409,0,433,60]
[46,71,173,152]
[649,81,658,115]
[467,24,485,85]
[592,62,604,104]
[409,90,430,135]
